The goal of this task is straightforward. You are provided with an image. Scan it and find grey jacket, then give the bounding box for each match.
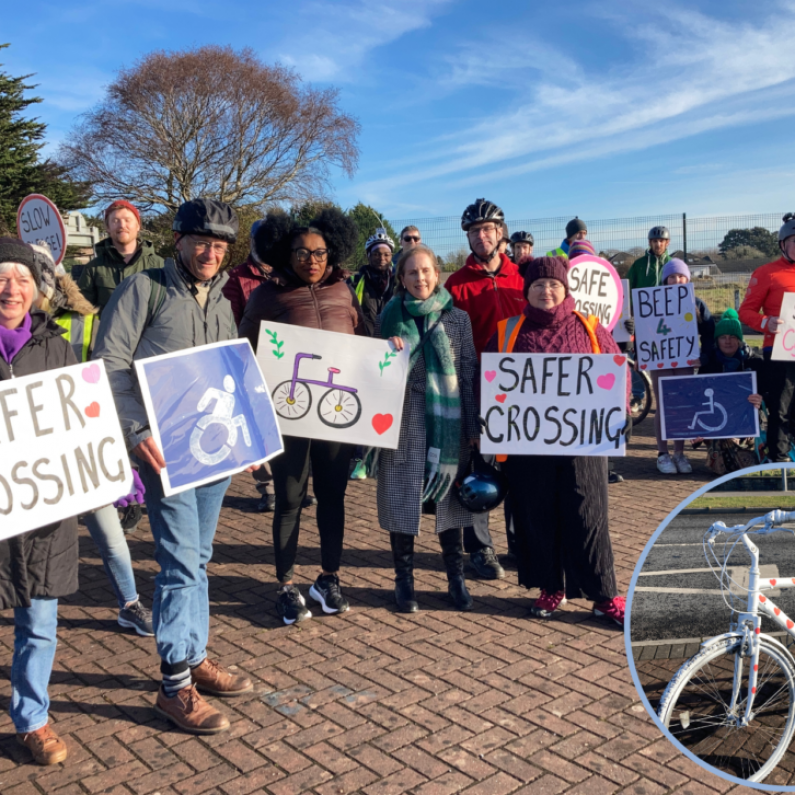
[92,258,237,451]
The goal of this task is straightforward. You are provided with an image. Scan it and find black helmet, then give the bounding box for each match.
[173,199,239,243]
[510,231,534,245]
[455,451,508,513]
[461,198,505,231]
[780,213,795,242]
[565,217,587,239]
[648,225,670,241]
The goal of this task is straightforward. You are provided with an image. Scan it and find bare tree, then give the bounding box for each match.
[58,46,360,212]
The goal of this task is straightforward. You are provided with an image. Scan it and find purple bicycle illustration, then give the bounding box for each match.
[272,352,362,428]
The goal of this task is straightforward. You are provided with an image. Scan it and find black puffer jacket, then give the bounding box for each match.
[0,310,79,610]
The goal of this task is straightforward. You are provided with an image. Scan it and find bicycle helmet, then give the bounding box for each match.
[779,213,795,242]
[510,231,534,246]
[565,218,587,239]
[648,226,671,241]
[173,198,239,243]
[455,451,508,513]
[365,227,395,254]
[461,198,505,231]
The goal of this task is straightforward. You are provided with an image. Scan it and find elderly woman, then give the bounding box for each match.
[483,256,626,625]
[240,208,362,625]
[376,244,479,612]
[0,239,78,765]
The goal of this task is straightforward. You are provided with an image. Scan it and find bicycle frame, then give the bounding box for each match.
[288,352,358,400]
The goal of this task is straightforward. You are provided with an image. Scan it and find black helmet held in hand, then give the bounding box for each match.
[173,199,239,244]
[455,450,508,513]
[461,198,505,231]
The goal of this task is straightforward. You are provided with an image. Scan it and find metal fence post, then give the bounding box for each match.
[683,212,687,262]
[734,288,740,311]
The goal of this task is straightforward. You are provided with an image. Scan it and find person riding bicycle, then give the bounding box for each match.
[239,208,363,625]
[627,225,671,295]
[546,218,587,257]
[510,231,534,275]
[351,228,396,338]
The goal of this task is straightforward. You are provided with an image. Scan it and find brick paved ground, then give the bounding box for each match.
[0,417,760,794]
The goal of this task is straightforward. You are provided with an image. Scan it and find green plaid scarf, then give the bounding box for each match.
[380,287,460,502]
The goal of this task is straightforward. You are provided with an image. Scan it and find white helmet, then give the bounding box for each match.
[365,228,395,254]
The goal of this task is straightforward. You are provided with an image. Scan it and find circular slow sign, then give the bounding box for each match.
[16,194,67,265]
[567,255,624,333]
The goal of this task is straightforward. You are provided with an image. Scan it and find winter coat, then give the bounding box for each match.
[222,256,272,328]
[77,238,165,314]
[350,267,395,337]
[0,310,79,610]
[444,253,526,357]
[92,258,237,451]
[239,264,364,350]
[374,308,479,535]
[698,342,763,377]
[45,273,100,363]
[627,250,671,297]
[739,256,795,348]
[694,296,716,365]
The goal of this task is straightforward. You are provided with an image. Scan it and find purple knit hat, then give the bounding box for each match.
[523,256,569,296]
[568,239,596,259]
[661,258,690,284]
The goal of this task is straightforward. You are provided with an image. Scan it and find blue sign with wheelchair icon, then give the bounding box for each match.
[658,371,760,440]
[136,340,283,495]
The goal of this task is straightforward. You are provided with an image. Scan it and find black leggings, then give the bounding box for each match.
[270,436,353,582]
[762,350,795,462]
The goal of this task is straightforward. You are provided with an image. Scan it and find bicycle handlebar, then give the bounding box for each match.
[707,510,795,539]
[312,354,322,360]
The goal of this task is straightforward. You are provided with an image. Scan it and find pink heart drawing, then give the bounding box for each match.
[372,414,393,435]
[484,370,497,383]
[596,374,615,391]
[82,363,101,384]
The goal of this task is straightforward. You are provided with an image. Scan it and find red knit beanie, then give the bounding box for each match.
[104,200,141,225]
[523,256,569,296]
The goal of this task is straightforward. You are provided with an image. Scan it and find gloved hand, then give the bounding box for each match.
[623,317,635,335]
[114,469,146,508]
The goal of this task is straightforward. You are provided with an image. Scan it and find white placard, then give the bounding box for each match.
[772,292,795,362]
[255,322,411,448]
[0,360,133,540]
[567,255,623,332]
[16,194,67,265]
[632,284,699,371]
[612,279,631,344]
[480,352,627,456]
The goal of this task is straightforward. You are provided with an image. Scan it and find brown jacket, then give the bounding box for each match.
[239,265,364,351]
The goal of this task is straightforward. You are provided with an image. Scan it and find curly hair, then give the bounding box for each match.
[252,207,358,273]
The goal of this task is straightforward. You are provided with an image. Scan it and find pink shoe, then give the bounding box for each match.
[529,590,566,618]
[593,595,625,626]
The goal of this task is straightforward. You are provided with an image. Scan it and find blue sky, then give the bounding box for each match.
[4,0,795,225]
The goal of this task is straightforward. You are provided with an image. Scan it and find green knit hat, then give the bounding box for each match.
[715,308,743,340]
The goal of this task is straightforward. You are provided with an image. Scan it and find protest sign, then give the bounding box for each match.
[136,339,283,496]
[0,360,132,541]
[480,352,627,456]
[659,372,760,440]
[255,322,410,448]
[632,283,699,371]
[567,255,623,332]
[16,194,67,265]
[772,292,795,362]
[612,279,631,344]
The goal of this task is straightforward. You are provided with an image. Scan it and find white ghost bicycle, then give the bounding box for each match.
[657,510,795,783]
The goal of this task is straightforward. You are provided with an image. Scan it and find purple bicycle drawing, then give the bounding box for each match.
[272,352,362,428]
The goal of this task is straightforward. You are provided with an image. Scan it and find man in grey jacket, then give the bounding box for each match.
[93,198,255,735]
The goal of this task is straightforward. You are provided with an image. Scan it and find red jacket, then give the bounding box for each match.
[738,256,795,348]
[445,253,526,356]
[222,256,272,327]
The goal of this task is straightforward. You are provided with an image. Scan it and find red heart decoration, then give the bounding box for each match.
[657,363,664,368]
[787,619,793,630]
[371,413,393,435]
[640,364,647,370]
[760,595,767,602]
[687,359,700,365]
[613,355,626,367]
[771,579,777,586]
[671,362,678,368]
[85,402,100,418]
[775,608,781,616]
[495,394,507,404]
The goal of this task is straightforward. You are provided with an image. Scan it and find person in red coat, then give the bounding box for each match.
[444,199,526,578]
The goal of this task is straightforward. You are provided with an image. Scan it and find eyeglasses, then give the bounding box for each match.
[467,224,498,238]
[292,248,329,263]
[530,280,565,292]
[187,236,228,256]
[402,235,420,243]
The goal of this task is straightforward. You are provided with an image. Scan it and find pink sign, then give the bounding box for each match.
[567,255,624,333]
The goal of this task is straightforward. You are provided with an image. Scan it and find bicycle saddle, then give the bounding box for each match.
[328,367,340,374]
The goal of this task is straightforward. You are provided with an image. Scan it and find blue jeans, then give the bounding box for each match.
[137,462,230,667]
[11,598,58,733]
[84,504,138,609]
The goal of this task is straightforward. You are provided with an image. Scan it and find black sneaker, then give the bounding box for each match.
[302,494,318,508]
[308,574,350,614]
[118,601,155,637]
[276,585,312,625]
[257,493,276,512]
[470,548,505,580]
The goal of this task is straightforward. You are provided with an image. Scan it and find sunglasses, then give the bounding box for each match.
[403,236,420,242]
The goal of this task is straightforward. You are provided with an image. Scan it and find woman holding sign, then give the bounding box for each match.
[376,244,479,613]
[0,239,77,765]
[483,256,628,625]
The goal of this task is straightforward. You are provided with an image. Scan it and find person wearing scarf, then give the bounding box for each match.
[376,245,479,613]
[482,256,628,626]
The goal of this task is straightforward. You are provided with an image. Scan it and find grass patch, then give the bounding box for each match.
[689,494,795,510]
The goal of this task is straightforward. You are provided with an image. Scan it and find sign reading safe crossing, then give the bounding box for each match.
[632,283,699,371]
[480,353,627,456]
[0,360,133,541]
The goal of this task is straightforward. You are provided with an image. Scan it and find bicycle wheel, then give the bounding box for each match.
[272,381,312,420]
[658,635,795,783]
[317,389,362,428]
[629,365,653,424]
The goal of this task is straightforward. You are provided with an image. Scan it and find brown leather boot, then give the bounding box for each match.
[17,724,68,765]
[154,685,230,734]
[191,658,253,697]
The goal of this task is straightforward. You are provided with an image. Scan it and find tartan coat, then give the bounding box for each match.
[375,306,479,535]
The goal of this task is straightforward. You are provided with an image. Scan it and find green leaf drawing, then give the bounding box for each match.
[265,329,285,359]
[378,350,397,377]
